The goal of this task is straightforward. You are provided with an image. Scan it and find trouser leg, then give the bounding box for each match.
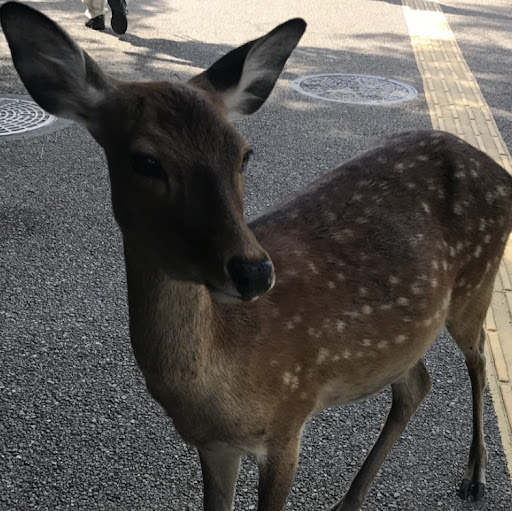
[83,0,107,19]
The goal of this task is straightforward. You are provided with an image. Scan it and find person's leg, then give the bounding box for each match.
[83,0,107,19]
[107,0,128,35]
[83,0,106,30]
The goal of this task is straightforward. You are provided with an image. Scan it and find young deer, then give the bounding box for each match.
[2,2,511,510]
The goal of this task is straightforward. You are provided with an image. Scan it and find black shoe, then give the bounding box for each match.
[85,15,105,30]
[108,0,128,34]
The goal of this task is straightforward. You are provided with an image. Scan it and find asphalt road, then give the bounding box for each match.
[1,1,512,510]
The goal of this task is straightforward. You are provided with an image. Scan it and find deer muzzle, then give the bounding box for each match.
[226,257,275,302]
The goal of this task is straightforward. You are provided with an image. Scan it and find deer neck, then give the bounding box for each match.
[123,246,216,384]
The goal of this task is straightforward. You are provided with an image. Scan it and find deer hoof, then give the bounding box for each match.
[458,478,485,501]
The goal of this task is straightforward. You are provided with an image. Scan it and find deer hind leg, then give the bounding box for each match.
[330,359,432,511]
[447,297,490,502]
[198,445,241,511]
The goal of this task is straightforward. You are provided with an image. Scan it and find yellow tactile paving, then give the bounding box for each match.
[402,0,512,478]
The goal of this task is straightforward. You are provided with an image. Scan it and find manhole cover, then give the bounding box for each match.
[0,97,56,135]
[0,95,71,141]
[292,73,418,105]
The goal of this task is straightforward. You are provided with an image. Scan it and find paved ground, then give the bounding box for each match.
[1,0,512,510]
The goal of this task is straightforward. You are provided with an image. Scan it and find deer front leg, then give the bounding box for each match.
[199,445,241,511]
[330,359,432,511]
[257,434,302,511]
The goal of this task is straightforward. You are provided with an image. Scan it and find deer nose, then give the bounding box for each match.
[227,258,274,301]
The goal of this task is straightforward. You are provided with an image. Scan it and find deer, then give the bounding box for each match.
[2,1,511,510]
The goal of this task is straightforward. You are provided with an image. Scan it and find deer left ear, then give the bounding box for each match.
[190,18,306,120]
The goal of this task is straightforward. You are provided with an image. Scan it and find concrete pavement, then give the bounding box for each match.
[1,0,512,509]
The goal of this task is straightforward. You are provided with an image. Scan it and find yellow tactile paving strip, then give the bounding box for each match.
[402,0,512,477]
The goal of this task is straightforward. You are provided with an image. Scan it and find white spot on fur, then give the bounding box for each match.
[270,360,278,367]
[362,339,372,347]
[421,202,431,214]
[343,349,351,359]
[359,287,368,296]
[496,185,507,197]
[317,348,330,364]
[336,320,346,333]
[309,262,319,274]
[389,276,400,285]
[474,245,483,258]
[377,340,388,349]
[328,281,336,289]
[300,392,308,400]
[394,335,407,344]
[283,372,299,391]
[362,305,373,315]
[470,157,481,168]
[308,328,322,338]
[411,282,423,295]
[483,234,492,244]
[397,297,409,306]
[380,303,393,311]
[417,155,429,162]
[406,183,417,189]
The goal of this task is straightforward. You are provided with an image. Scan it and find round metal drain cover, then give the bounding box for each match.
[0,95,71,141]
[292,73,417,105]
[0,97,56,135]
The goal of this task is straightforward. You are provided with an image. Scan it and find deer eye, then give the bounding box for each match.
[131,153,165,179]
[240,149,253,174]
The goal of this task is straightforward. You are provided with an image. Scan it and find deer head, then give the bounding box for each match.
[0,1,306,303]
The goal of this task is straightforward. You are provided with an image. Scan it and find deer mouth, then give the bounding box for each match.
[206,283,260,304]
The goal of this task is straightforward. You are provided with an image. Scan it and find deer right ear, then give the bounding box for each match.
[0,1,111,125]
[190,18,306,120]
